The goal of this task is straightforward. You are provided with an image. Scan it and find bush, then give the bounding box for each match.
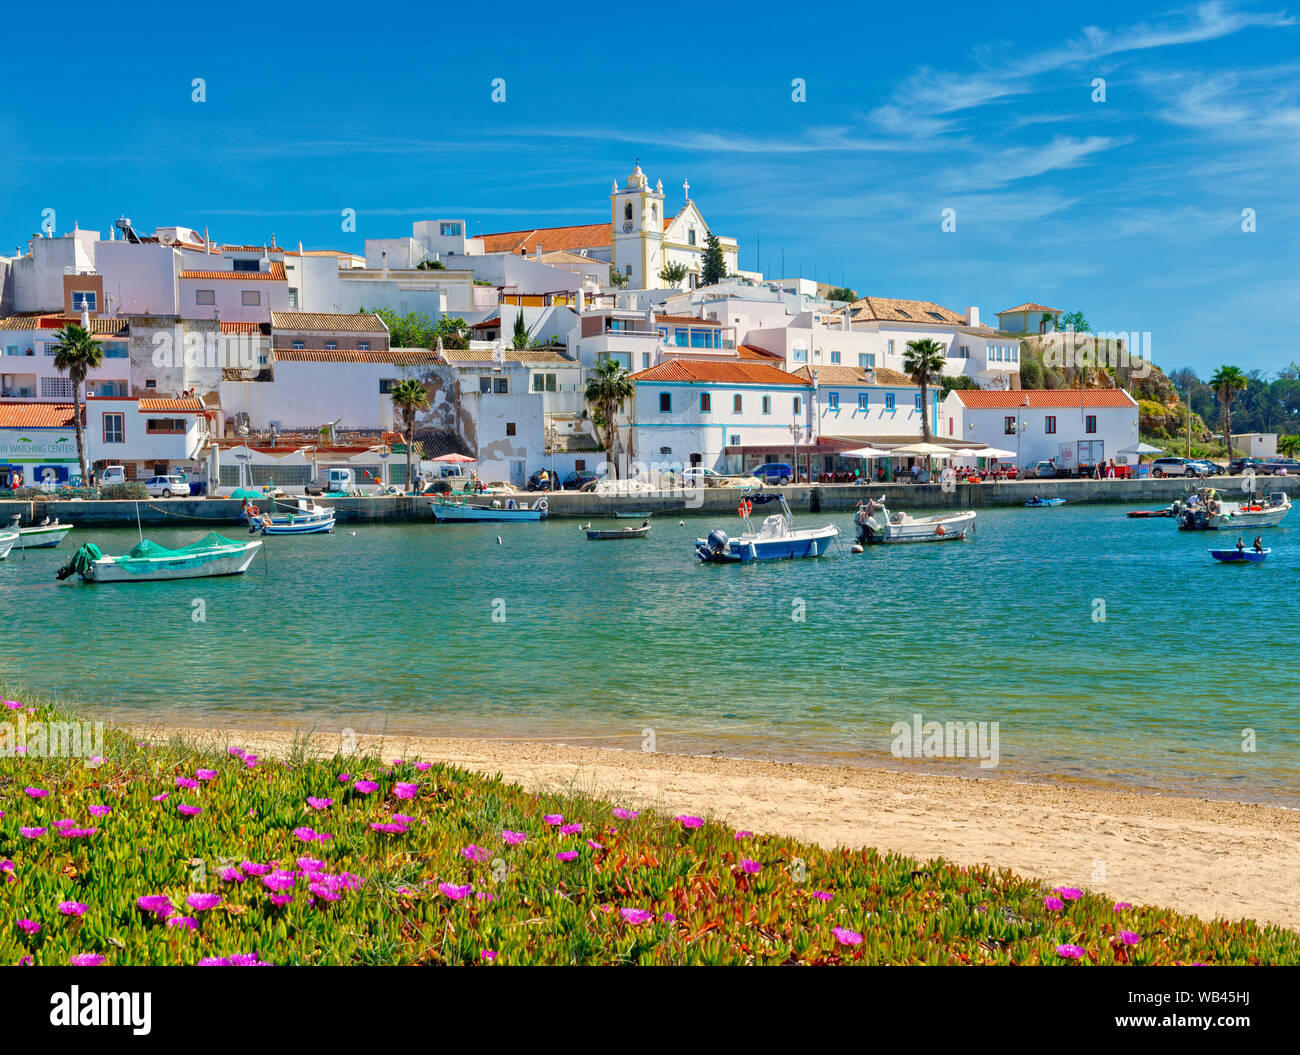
[1019,358,1044,388]
[101,482,149,500]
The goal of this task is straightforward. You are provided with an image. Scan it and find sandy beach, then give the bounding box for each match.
[136,723,1300,932]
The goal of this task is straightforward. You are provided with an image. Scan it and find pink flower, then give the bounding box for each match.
[414,762,431,772]
[501,830,526,845]
[186,893,222,911]
[543,814,563,826]
[1056,944,1087,960]
[293,826,323,841]
[439,883,472,901]
[309,883,341,902]
[479,949,496,961]
[612,808,638,820]
[740,859,761,874]
[353,779,379,794]
[831,927,863,947]
[60,827,98,839]
[1119,930,1141,946]
[586,839,603,851]
[53,818,76,829]
[734,830,753,840]
[370,822,408,834]
[69,953,105,966]
[219,867,244,883]
[87,805,112,817]
[560,822,583,835]
[267,894,293,907]
[663,913,677,923]
[1043,896,1064,911]
[228,747,246,758]
[167,916,198,931]
[243,755,259,768]
[196,769,218,781]
[152,792,170,802]
[393,782,419,799]
[675,815,704,829]
[461,845,490,863]
[3,699,21,710]
[812,891,833,902]
[176,777,199,789]
[136,895,174,919]
[306,797,333,810]
[262,874,296,893]
[19,827,47,839]
[241,862,271,876]
[296,857,324,871]
[176,804,202,817]
[337,772,351,783]
[58,901,88,917]
[1113,901,1132,911]
[1054,887,1083,901]
[555,851,578,861]
[17,919,40,935]
[23,787,48,799]
[620,908,653,925]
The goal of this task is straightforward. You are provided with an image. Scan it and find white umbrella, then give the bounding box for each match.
[840,446,890,458]
[1119,442,1163,455]
[950,448,980,457]
[974,446,1016,459]
[890,442,956,457]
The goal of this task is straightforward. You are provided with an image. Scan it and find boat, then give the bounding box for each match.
[1177,488,1292,530]
[6,514,74,548]
[1127,507,1176,518]
[1211,547,1270,563]
[429,495,548,523]
[0,528,17,561]
[241,498,335,535]
[615,511,654,519]
[854,498,976,545]
[585,519,651,540]
[55,532,262,583]
[695,491,838,563]
[1024,497,1066,507]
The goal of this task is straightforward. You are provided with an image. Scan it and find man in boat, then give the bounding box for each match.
[1236,535,1245,553]
[1253,536,1264,553]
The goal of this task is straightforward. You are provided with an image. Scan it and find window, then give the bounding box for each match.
[145,378,157,389]
[1004,416,1016,435]
[948,416,954,436]
[1085,415,1097,434]
[479,377,491,393]
[659,392,672,412]
[1045,415,1057,435]
[71,290,96,311]
[733,394,742,413]
[642,353,650,369]
[885,393,896,412]
[146,418,186,434]
[729,434,740,445]
[857,393,868,411]
[830,350,841,364]
[675,328,688,346]
[358,341,370,352]
[624,202,633,221]
[700,393,711,413]
[380,379,396,393]
[41,376,72,398]
[494,378,508,394]
[1010,345,1018,362]
[761,395,771,415]
[688,229,696,246]
[505,422,516,436]
[858,353,875,369]
[292,341,305,350]
[828,392,839,411]
[886,340,894,355]
[103,413,125,443]
[324,341,337,351]
[288,288,299,308]
[792,348,808,363]
[440,223,461,237]
[793,396,801,414]
[102,341,128,358]
[575,460,586,471]
[533,373,557,392]
[195,289,216,305]
[232,259,260,272]
[914,393,922,411]
[241,291,261,306]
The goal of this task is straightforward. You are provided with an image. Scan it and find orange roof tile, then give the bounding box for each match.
[274,349,439,365]
[478,223,610,254]
[0,402,78,428]
[631,360,808,386]
[178,261,287,281]
[137,397,205,412]
[842,297,967,325]
[951,390,1136,409]
[654,314,723,326]
[736,344,782,360]
[219,321,270,335]
[997,302,1061,316]
[269,311,388,334]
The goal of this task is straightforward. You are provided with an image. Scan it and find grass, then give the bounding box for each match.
[2,693,1297,966]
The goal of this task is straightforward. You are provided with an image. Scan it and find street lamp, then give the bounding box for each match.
[789,422,802,483]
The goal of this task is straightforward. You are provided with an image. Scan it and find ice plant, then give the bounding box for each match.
[676,815,704,829]
[1054,887,1084,901]
[612,808,638,820]
[439,883,472,901]
[393,782,419,799]
[461,845,490,863]
[832,927,863,947]
[176,777,199,789]
[167,917,198,930]
[18,919,40,935]
[19,827,47,839]
[136,895,174,919]
[196,769,218,781]
[353,779,379,794]
[543,814,563,826]
[306,797,333,810]
[58,901,88,917]
[555,850,578,861]
[176,804,202,817]
[620,908,653,924]
[87,805,112,817]
[186,893,223,911]
[24,787,49,798]
[1043,896,1064,911]
[560,822,583,835]
[741,859,761,874]
[1057,944,1087,960]
[69,954,105,966]
[1120,931,1142,946]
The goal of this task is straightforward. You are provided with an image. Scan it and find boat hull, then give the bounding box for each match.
[697,526,838,563]
[0,531,16,560]
[87,543,262,582]
[856,509,976,545]
[1211,549,1269,563]
[16,525,73,548]
[586,527,650,540]
[245,513,335,535]
[430,501,546,522]
[1025,499,1065,507]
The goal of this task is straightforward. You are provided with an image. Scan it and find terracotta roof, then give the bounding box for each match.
[0,402,77,428]
[274,349,439,365]
[631,360,809,386]
[951,390,1137,409]
[285,249,361,258]
[736,344,782,360]
[478,223,610,255]
[841,297,966,325]
[220,245,285,254]
[219,321,270,335]
[654,314,722,326]
[0,315,129,336]
[269,311,388,334]
[791,365,914,387]
[438,347,577,367]
[138,397,205,412]
[997,302,1061,316]
[539,250,603,267]
[178,261,287,281]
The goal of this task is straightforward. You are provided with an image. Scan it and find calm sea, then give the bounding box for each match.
[3,504,1297,806]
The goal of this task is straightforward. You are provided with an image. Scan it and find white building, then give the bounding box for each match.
[0,316,132,400]
[941,389,1140,470]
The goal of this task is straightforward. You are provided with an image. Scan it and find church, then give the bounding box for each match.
[478,163,739,290]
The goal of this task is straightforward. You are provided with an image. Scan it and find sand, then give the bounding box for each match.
[136,723,1300,932]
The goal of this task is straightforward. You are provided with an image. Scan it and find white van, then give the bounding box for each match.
[99,465,127,487]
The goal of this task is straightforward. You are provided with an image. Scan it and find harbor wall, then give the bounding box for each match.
[1,475,1295,525]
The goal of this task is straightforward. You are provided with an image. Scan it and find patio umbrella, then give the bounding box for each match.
[840,446,890,458]
[974,446,1016,459]
[432,452,476,463]
[1119,443,1163,455]
[889,442,957,458]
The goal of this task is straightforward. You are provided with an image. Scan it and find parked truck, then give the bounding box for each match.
[1057,441,1105,477]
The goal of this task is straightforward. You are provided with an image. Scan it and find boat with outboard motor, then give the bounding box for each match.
[1176,487,1291,531]
[695,491,837,563]
[6,513,73,548]
[854,498,976,545]
[585,518,651,540]
[1024,497,1065,507]
[241,497,335,535]
[56,532,262,583]
[429,495,548,522]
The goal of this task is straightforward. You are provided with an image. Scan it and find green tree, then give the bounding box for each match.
[583,357,634,479]
[1059,310,1090,333]
[658,261,688,287]
[362,307,436,348]
[902,338,947,442]
[1210,365,1248,455]
[511,312,529,350]
[416,259,446,270]
[939,374,978,398]
[434,315,469,350]
[51,324,104,486]
[609,266,628,288]
[826,287,857,303]
[700,234,726,286]
[1019,357,1044,389]
[1278,434,1300,457]
[389,378,430,489]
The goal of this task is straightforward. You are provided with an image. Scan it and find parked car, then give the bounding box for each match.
[561,470,598,490]
[1259,457,1300,476]
[750,462,793,486]
[1228,457,1266,475]
[144,474,189,498]
[1021,460,1058,480]
[682,467,724,487]
[99,465,127,487]
[1149,457,1202,478]
[1186,459,1226,476]
[526,469,560,491]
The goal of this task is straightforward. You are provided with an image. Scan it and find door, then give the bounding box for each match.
[509,460,526,488]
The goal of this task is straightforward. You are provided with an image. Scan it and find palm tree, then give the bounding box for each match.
[1277,434,1300,458]
[389,379,430,489]
[51,324,104,486]
[584,357,634,479]
[1210,365,1248,456]
[902,339,947,442]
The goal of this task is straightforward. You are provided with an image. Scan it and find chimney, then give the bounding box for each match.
[381,250,388,279]
[966,306,980,327]
[535,244,543,261]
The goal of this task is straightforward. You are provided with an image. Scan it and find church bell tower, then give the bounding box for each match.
[610,162,664,289]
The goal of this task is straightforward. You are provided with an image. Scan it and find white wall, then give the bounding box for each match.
[96,242,181,316]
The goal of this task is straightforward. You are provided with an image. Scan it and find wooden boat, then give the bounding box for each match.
[1126,508,1174,518]
[6,514,74,548]
[242,498,335,535]
[56,532,262,583]
[0,529,17,561]
[854,498,976,545]
[585,519,651,540]
[696,492,837,563]
[1211,548,1269,563]
[615,511,654,519]
[430,495,547,522]
[1024,498,1065,507]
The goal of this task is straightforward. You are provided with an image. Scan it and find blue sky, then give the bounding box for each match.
[2,0,1296,374]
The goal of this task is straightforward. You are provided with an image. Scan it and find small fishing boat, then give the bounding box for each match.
[1126,507,1176,518]
[585,519,651,540]
[1178,488,1292,530]
[56,532,262,583]
[615,511,654,519]
[1211,547,1269,563]
[0,528,17,561]
[242,498,335,535]
[695,491,837,563]
[429,495,548,523]
[6,514,74,548]
[1024,497,1065,507]
[854,498,976,545]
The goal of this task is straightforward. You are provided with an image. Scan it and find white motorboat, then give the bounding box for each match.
[1178,489,1291,530]
[6,514,74,548]
[56,532,262,583]
[854,498,976,544]
[695,491,838,563]
[242,498,335,535]
[0,529,17,560]
[429,495,548,523]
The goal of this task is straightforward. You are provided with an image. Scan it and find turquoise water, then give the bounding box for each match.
[2,506,1297,806]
